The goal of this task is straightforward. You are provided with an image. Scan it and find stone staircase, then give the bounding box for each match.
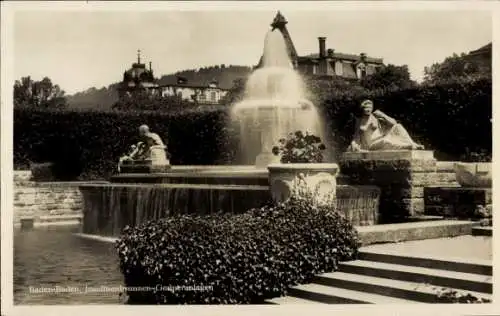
[267,248,492,304]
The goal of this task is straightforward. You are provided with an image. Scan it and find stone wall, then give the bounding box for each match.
[14,171,85,225]
[340,156,458,222]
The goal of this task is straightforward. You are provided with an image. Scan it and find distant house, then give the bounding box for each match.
[157,76,229,105]
[117,51,230,106]
[117,50,159,101]
[259,11,385,80]
[462,42,492,73]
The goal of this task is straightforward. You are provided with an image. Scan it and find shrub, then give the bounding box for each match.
[14,76,491,179]
[116,193,359,304]
[434,288,491,304]
[14,107,239,180]
[319,76,491,161]
[272,131,326,163]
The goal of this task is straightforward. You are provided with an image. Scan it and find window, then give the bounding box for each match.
[210,91,217,102]
[312,64,318,75]
[198,92,206,102]
[356,63,367,79]
[335,61,343,76]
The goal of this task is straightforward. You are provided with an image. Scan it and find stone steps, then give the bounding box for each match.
[268,243,492,304]
[270,283,414,304]
[338,260,491,294]
[358,249,492,275]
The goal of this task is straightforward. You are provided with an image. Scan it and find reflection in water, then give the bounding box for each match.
[14,226,124,304]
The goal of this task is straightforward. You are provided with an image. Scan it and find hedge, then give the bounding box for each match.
[115,194,359,304]
[319,77,492,162]
[14,77,491,180]
[14,107,239,180]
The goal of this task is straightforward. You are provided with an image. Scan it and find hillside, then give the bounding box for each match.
[66,65,252,110]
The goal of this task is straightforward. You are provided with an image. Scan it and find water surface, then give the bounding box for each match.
[14,226,124,305]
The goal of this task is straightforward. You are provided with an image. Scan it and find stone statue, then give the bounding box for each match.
[347,100,424,152]
[118,125,169,172]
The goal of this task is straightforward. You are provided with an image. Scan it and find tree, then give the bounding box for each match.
[360,64,416,91]
[220,77,247,105]
[423,52,491,84]
[13,76,67,109]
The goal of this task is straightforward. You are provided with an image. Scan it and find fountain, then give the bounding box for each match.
[232,30,322,167]
[78,12,381,238]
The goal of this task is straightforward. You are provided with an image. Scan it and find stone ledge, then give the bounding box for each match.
[342,150,435,161]
[472,227,492,237]
[356,220,478,246]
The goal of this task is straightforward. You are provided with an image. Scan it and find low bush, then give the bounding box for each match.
[29,162,55,181]
[434,288,491,304]
[116,193,359,304]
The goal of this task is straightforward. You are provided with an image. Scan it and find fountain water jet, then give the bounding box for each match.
[232,29,323,167]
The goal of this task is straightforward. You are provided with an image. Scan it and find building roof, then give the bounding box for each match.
[300,52,384,64]
[468,42,492,56]
[158,76,232,90]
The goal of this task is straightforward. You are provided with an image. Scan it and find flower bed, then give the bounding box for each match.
[115,194,359,304]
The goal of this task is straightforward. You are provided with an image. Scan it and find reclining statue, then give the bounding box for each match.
[118,125,169,172]
[347,100,424,152]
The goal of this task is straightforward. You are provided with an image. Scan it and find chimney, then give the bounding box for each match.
[318,37,326,58]
[149,62,152,71]
[327,49,334,58]
[360,53,367,62]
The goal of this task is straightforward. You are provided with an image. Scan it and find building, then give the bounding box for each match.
[157,76,229,105]
[463,42,492,74]
[260,11,385,80]
[117,51,230,105]
[117,50,159,101]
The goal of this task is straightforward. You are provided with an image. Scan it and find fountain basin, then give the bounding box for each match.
[111,165,270,185]
[454,162,492,188]
[79,183,272,237]
[80,166,381,237]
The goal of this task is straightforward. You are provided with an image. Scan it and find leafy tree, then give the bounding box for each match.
[220,77,247,105]
[423,52,491,84]
[13,76,67,109]
[360,64,416,91]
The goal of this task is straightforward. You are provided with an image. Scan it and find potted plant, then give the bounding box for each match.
[268,131,339,204]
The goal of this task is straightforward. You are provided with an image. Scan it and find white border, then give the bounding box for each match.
[2,1,499,316]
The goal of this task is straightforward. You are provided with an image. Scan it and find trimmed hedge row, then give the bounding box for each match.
[14,77,491,179]
[115,195,359,304]
[14,107,239,180]
[320,77,491,162]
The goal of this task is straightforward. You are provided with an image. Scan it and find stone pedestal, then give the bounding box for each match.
[453,162,492,188]
[268,163,339,205]
[424,186,492,219]
[119,145,171,173]
[255,152,281,168]
[340,150,438,222]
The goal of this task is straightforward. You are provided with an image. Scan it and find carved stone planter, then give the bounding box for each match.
[268,163,339,204]
[454,162,492,188]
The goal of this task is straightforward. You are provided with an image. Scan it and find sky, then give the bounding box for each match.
[12,8,492,95]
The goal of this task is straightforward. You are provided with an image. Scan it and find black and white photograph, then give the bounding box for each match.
[1,1,497,314]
